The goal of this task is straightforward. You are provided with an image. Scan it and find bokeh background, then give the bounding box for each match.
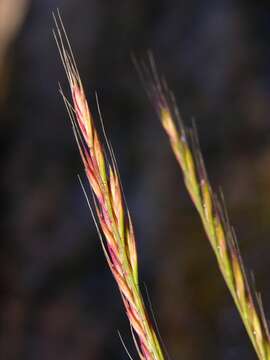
[1,1,270,359]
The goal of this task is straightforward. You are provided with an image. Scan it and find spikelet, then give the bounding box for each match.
[53,14,165,360]
[137,55,270,360]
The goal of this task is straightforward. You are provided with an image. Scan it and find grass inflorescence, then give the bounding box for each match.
[136,55,270,360]
[53,13,165,360]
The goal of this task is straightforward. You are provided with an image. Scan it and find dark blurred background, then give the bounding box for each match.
[1,1,270,359]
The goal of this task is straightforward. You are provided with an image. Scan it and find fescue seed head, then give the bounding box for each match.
[137,56,270,360]
[54,14,165,360]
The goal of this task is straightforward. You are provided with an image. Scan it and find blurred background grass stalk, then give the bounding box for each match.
[142,61,270,360]
[53,15,165,360]
[0,0,29,103]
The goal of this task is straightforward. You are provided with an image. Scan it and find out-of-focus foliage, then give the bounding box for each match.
[1,1,270,359]
[0,0,29,102]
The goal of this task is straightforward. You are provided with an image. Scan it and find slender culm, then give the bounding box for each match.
[139,56,270,360]
[53,14,165,360]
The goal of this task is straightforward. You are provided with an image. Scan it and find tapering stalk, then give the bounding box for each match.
[140,57,270,360]
[53,14,165,360]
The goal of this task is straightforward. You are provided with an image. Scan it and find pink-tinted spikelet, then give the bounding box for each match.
[53,14,165,360]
